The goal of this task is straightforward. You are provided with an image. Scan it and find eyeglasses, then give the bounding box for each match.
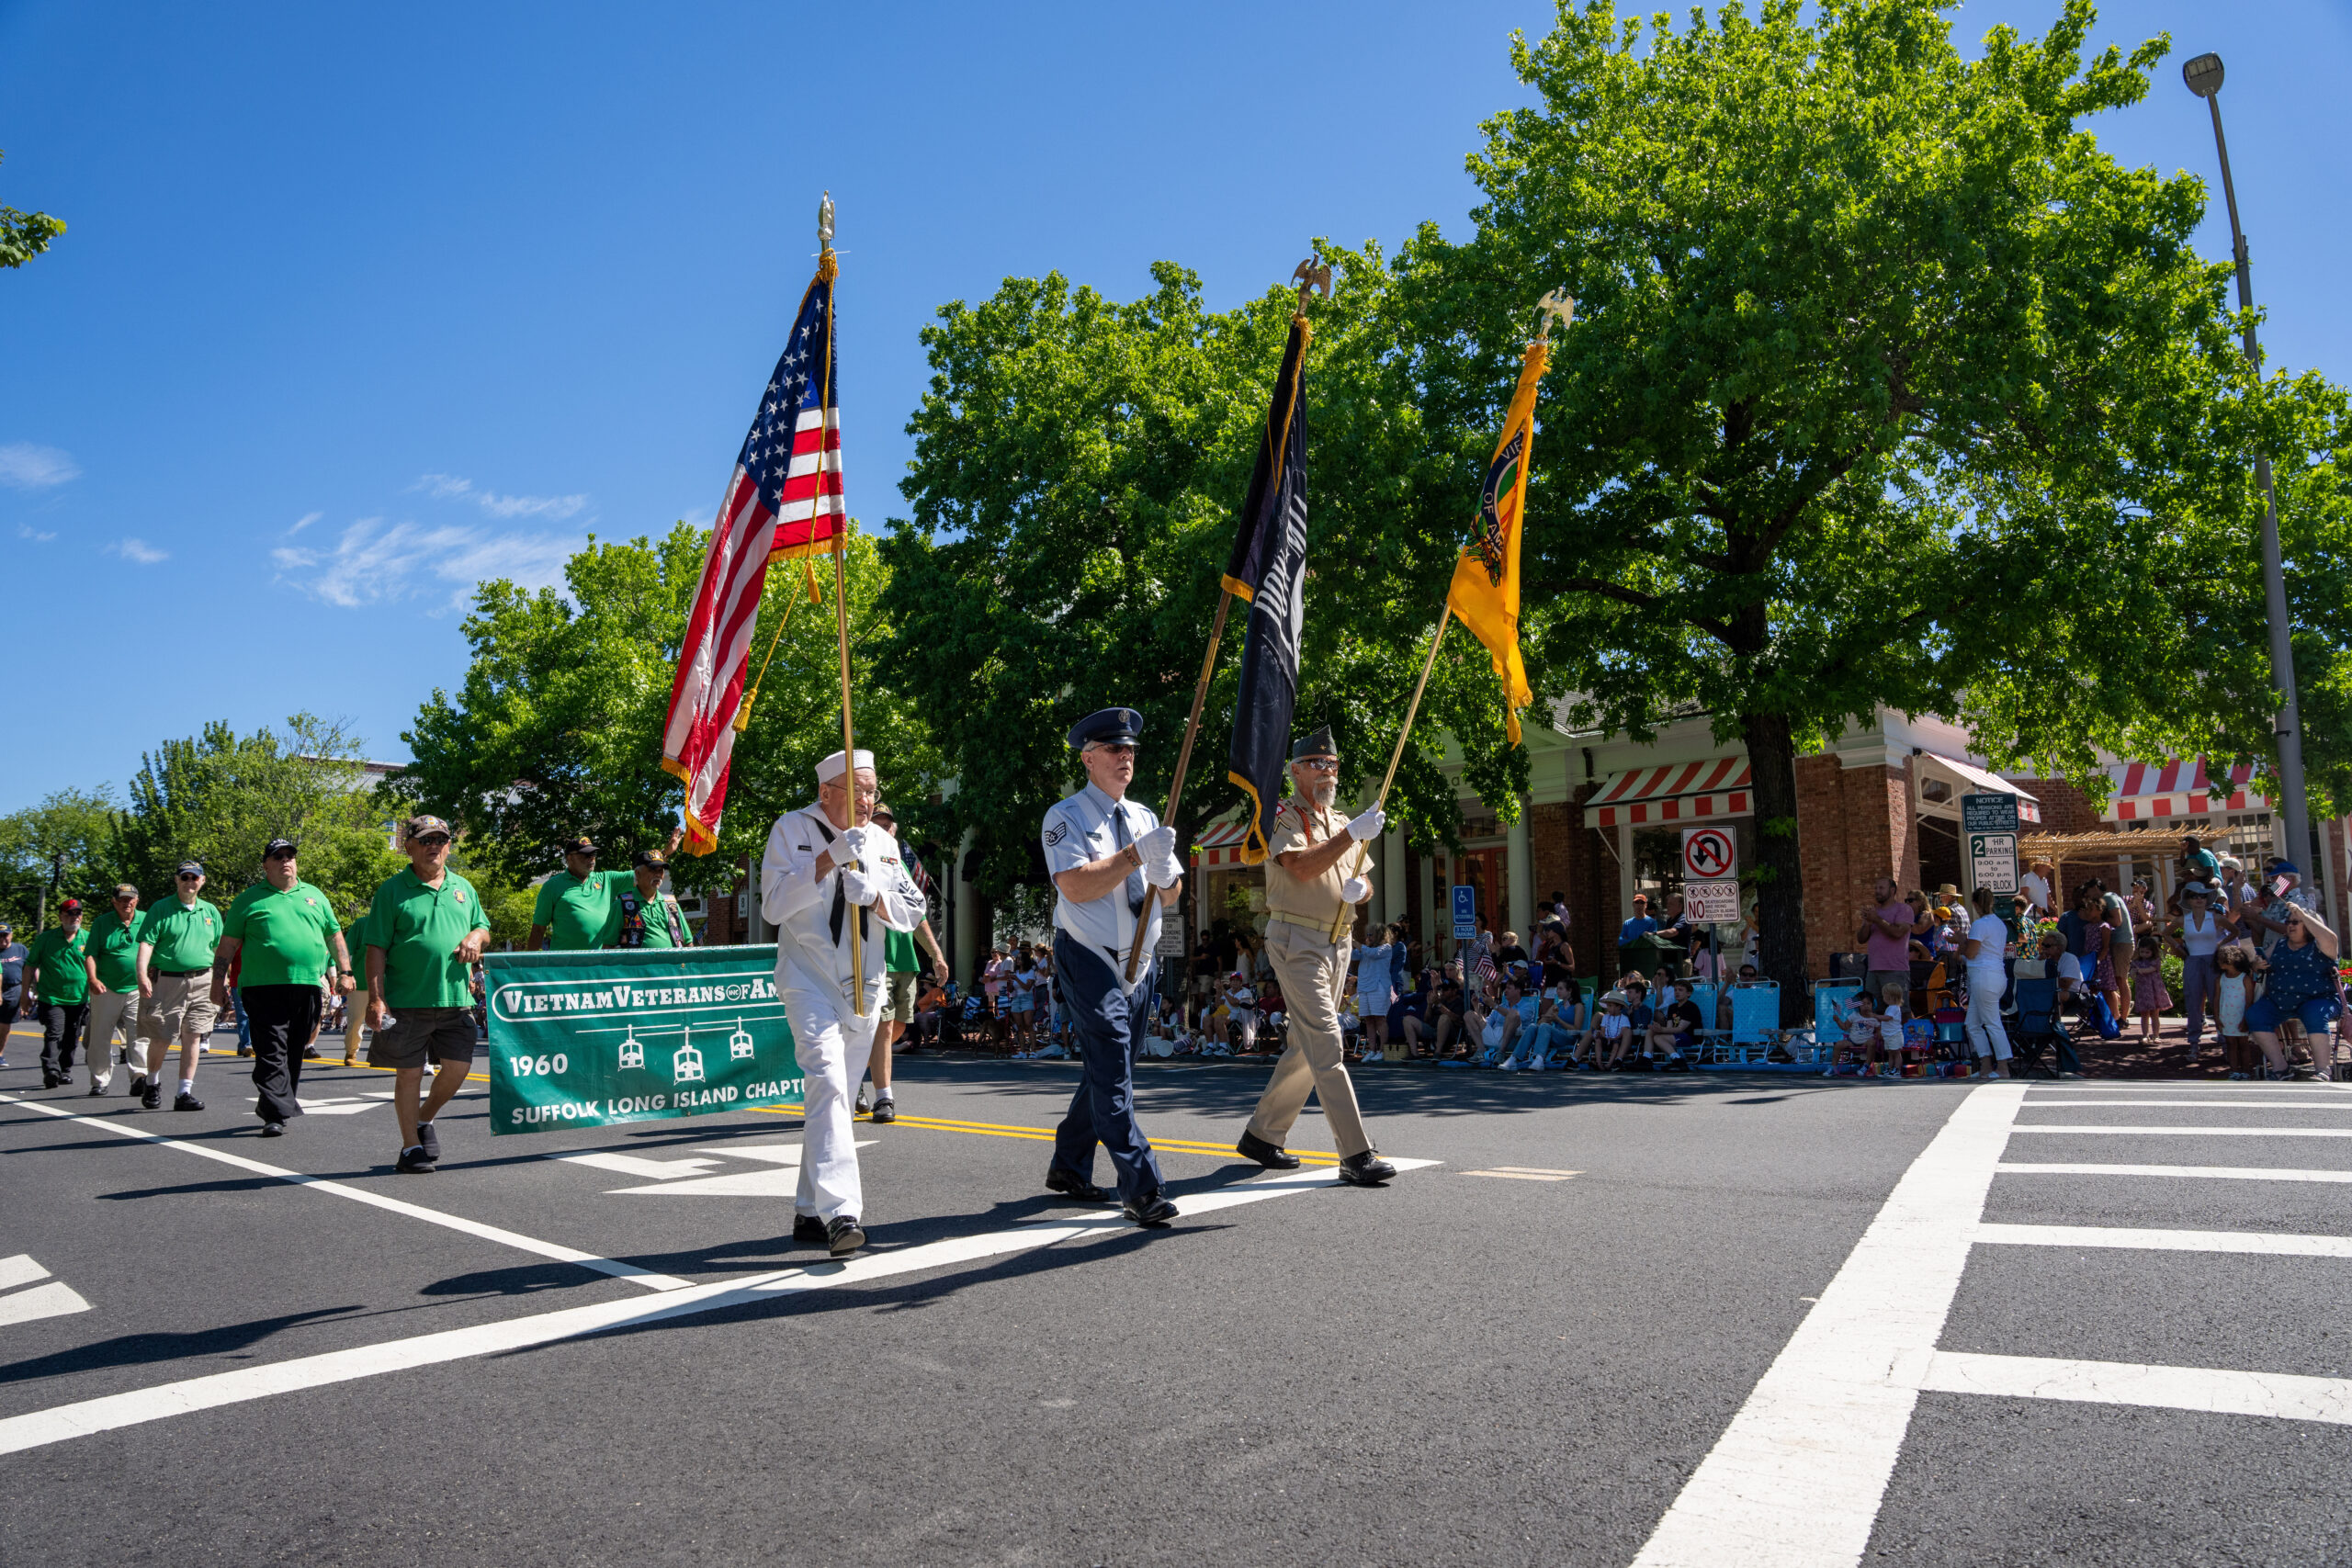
[822,782,881,801]
[1094,743,1136,758]
[1295,758,1339,773]
[413,835,451,848]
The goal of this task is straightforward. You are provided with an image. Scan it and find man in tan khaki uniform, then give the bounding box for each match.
[1234,726,1397,1186]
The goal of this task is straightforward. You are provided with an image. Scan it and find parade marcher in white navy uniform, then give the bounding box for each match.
[1042,708,1184,1227]
[761,748,925,1258]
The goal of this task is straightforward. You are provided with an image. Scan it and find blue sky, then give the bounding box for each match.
[2,0,2346,811]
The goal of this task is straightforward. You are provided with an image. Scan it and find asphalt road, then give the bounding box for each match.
[4,1027,2349,1566]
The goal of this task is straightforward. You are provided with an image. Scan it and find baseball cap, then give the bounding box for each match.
[405,815,453,840]
[175,861,204,877]
[2183,882,2211,897]
[264,837,299,858]
[60,898,83,914]
[633,849,668,869]
[2274,861,2301,878]
[560,835,597,854]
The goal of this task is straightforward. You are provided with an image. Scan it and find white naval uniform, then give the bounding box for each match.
[761,804,924,1222]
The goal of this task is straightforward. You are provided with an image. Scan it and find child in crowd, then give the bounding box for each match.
[1643,981,1702,1072]
[1582,992,1632,1071]
[2129,933,2171,1042]
[1877,982,1908,1070]
[1837,990,1883,1075]
[2216,942,2256,1079]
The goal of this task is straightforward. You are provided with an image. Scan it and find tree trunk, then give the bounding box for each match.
[1740,712,1810,1026]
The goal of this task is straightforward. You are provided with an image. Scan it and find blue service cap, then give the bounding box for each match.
[1068,707,1144,750]
[2274,861,2300,878]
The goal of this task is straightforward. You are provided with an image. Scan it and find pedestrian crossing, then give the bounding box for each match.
[1633,1079,2352,1568]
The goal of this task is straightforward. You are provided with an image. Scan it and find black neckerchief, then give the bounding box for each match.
[808,815,869,948]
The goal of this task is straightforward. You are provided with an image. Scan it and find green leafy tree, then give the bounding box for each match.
[1437,0,2277,1013]
[0,787,123,931]
[401,525,940,893]
[112,714,404,918]
[880,253,1526,902]
[0,151,65,270]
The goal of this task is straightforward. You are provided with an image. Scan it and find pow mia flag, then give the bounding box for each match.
[1224,310,1311,865]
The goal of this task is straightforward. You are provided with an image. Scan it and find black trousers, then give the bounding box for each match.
[39,1001,89,1081]
[243,985,322,1124]
[0,993,18,1054]
[1048,932,1166,1203]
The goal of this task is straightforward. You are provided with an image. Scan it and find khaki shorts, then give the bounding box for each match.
[887,971,918,1025]
[370,1007,478,1070]
[141,972,219,1045]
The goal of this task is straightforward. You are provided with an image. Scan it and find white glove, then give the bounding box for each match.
[837,825,873,866]
[1134,825,1178,863]
[1340,875,1371,905]
[839,866,878,907]
[1345,805,1385,842]
[1147,852,1184,888]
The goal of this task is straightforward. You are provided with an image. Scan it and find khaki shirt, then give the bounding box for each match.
[1264,802,1373,938]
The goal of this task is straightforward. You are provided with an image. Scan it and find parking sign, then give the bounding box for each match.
[1452,885,1477,940]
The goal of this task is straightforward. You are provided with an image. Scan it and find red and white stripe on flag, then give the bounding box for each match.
[770,409,844,560]
[662,460,776,854]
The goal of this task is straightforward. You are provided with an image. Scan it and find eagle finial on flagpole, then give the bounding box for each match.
[1291,257,1332,316]
[1533,288,1576,345]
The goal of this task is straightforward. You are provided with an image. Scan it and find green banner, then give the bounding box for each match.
[483,944,801,1135]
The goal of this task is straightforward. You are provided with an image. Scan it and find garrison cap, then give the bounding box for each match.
[1290,724,1337,761]
[1068,708,1144,750]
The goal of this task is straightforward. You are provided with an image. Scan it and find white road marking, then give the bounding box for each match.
[0,1255,51,1291]
[1998,1162,2352,1184]
[1921,1351,2352,1425]
[549,1151,729,1180]
[0,1280,92,1327]
[292,1094,396,1116]
[1461,1169,1578,1181]
[2024,1082,2352,1092]
[1628,1082,2028,1568]
[1975,1223,2352,1258]
[2012,1125,2352,1138]
[2018,1099,2352,1110]
[553,1140,876,1198]
[0,1157,1435,1456]
[0,1092,687,1292]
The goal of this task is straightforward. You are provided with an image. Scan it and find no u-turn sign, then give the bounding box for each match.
[1681,827,1737,880]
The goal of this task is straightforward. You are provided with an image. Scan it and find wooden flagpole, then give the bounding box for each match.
[1119,259,1329,983]
[1374,605,1452,812]
[811,195,862,990]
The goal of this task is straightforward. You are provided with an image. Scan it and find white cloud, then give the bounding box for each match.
[17,524,56,542]
[0,443,81,490]
[288,510,323,535]
[107,537,169,564]
[411,471,586,522]
[273,516,578,610]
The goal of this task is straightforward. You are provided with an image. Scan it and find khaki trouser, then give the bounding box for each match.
[345,988,369,1060]
[1245,919,1371,1158]
[86,989,140,1087]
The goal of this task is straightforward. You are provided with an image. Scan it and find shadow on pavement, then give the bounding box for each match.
[0,1305,365,1386]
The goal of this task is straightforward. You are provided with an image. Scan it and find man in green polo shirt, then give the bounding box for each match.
[26,898,91,1089]
[528,836,624,951]
[217,837,355,1136]
[364,815,492,1173]
[135,861,226,1112]
[610,848,692,949]
[81,885,144,1097]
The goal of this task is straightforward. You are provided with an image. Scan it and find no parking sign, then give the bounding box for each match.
[1681,827,1737,881]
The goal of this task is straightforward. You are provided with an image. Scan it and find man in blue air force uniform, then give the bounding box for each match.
[761,747,925,1258]
[1041,708,1183,1226]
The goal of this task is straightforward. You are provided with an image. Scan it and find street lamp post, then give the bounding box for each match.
[2183,51,2311,883]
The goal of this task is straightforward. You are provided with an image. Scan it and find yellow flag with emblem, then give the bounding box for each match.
[1445,340,1549,745]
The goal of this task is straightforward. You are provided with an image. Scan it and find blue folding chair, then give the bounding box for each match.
[1686,982,1723,1061]
[2008,976,2064,1078]
[1727,982,1781,1063]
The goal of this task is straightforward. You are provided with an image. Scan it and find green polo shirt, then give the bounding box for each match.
[28,926,90,1004]
[609,888,687,950]
[345,922,371,987]
[885,927,918,974]
[533,869,626,952]
[365,868,492,1010]
[225,879,344,989]
[86,909,143,994]
[138,897,225,973]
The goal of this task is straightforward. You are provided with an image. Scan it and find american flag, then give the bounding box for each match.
[662,263,846,854]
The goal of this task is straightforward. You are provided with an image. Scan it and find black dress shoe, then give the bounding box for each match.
[173,1091,205,1112]
[1336,1150,1397,1186]
[1045,1170,1114,1203]
[1236,1130,1300,1169]
[86,1080,107,1097]
[260,1121,286,1137]
[869,1098,896,1124]
[141,1079,163,1111]
[826,1216,865,1257]
[792,1213,827,1246]
[1123,1194,1179,1227]
[854,1086,872,1115]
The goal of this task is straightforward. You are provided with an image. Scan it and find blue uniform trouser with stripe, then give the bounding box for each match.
[1049,932,1165,1203]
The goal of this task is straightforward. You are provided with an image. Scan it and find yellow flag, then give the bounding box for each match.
[1446,341,1548,744]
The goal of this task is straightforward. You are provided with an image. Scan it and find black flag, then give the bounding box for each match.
[1224,314,1310,865]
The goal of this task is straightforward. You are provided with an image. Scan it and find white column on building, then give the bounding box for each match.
[1381,827,1407,931]
[1617,824,1635,919]
[1507,806,1533,940]
[951,826,978,988]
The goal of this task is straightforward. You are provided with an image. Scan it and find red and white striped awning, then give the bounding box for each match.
[1191,819,1254,869]
[2107,759,2264,821]
[1584,756,1752,829]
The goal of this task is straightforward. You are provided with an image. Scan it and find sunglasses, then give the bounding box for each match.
[176,872,202,881]
[1295,758,1339,773]
[1094,743,1136,757]
[413,835,452,847]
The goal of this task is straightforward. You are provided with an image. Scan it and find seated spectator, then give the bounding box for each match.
[1836,989,1885,1074]
[2245,905,2342,1079]
[1644,981,1702,1072]
[1494,931,1530,976]
[1575,990,1633,1071]
[1465,989,1514,1065]
[911,979,949,1045]
[1407,976,1464,1058]
[1496,979,1547,1070]
[1220,972,1259,1052]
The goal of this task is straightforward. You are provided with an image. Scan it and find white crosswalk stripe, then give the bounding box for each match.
[0,1255,91,1327]
[1634,1080,2352,1568]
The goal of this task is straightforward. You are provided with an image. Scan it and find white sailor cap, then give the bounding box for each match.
[816,749,876,784]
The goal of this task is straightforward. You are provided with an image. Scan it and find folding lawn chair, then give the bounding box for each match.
[1726,982,1780,1064]
[2007,976,2064,1078]
[1687,982,1724,1063]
